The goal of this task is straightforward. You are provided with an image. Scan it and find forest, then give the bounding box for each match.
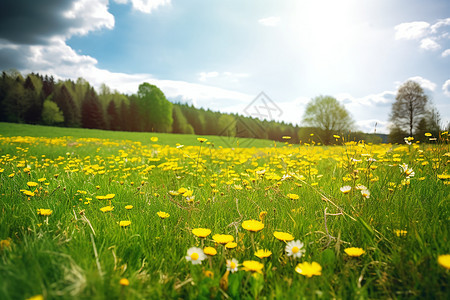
[0,70,383,144]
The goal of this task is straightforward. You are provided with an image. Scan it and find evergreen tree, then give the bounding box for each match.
[81,88,106,129]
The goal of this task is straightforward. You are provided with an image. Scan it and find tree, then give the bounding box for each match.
[41,99,64,125]
[81,88,106,129]
[137,83,173,132]
[302,95,354,144]
[389,80,428,137]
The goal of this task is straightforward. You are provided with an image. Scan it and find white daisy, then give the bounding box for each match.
[226,258,239,273]
[285,240,305,258]
[340,186,352,194]
[185,247,206,265]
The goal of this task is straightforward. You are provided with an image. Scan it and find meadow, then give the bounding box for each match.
[0,123,449,299]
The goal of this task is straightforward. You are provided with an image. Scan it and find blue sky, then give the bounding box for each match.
[0,0,449,133]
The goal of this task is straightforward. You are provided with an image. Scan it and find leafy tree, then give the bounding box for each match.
[217,114,236,137]
[302,96,354,144]
[137,83,173,132]
[172,105,194,134]
[106,100,120,131]
[388,126,408,144]
[389,80,428,137]
[41,99,64,125]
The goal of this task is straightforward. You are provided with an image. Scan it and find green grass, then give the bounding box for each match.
[0,124,449,299]
[0,122,279,148]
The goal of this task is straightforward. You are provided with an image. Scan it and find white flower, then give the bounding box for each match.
[399,163,415,178]
[285,240,305,258]
[340,186,352,194]
[185,247,206,265]
[226,258,239,273]
[361,188,370,199]
[355,184,367,190]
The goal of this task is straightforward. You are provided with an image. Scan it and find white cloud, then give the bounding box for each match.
[405,76,437,91]
[198,71,219,82]
[443,80,450,97]
[395,21,430,40]
[442,49,450,57]
[114,0,171,13]
[419,38,441,50]
[258,16,280,27]
[63,0,115,38]
[356,119,389,135]
[430,17,450,33]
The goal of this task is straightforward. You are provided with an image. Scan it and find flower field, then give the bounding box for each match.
[0,127,449,299]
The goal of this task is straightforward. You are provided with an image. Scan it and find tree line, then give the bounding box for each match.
[0,70,396,144]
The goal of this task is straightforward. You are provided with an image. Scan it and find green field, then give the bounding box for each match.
[0,123,449,299]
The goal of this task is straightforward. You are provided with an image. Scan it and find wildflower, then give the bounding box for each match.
[38,178,46,182]
[27,182,38,187]
[225,242,237,249]
[399,163,415,178]
[295,262,322,277]
[282,136,291,140]
[26,295,44,300]
[8,173,15,178]
[273,231,294,241]
[119,221,131,227]
[360,188,370,199]
[185,247,206,265]
[340,186,352,194]
[242,220,264,232]
[287,193,299,200]
[150,137,158,142]
[355,184,367,190]
[37,209,52,216]
[393,229,407,237]
[125,205,133,210]
[212,234,234,244]
[203,246,217,256]
[254,249,272,259]
[242,260,264,273]
[100,206,114,212]
[197,138,208,143]
[438,254,450,269]
[203,270,214,278]
[226,258,239,273]
[344,247,365,257]
[157,211,170,219]
[285,240,305,258]
[259,211,267,221]
[0,238,12,250]
[192,228,211,238]
[22,190,35,197]
[424,132,432,137]
[119,278,130,286]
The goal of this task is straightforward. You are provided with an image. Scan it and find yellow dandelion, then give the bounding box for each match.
[287,193,299,200]
[197,137,208,143]
[438,254,450,270]
[100,206,114,212]
[344,247,365,257]
[119,278,130,286]
[273,231,295,241]
[203,246,217,256]
[225,242,238,249]
[212,234,234,244]
[150,137,159,142]
[27,181,38,187]
[119,220,131,227]
[295,262,322,277]
[242,220,264,232]
[157,211,170,219]
[242,260,264,273]
[37,209,52,216]
[254,249,272,259]
[192,228,212,238]
[125,205,133,210]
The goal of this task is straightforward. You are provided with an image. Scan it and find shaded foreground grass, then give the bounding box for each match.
[0,127,449,299]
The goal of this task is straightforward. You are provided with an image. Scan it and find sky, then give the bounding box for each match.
[0,0,449,134]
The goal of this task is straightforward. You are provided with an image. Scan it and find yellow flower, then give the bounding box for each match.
[26,295,44,300]
[212,234,234,244]
[273,231,294,241]
[119,278,130,286]
[125,205,133,210]
[424,132,432,137]
[157,211,170,219]
[8,173,15,178]
[287,193,299,200]
[197,137,208,143]
[192,228,212,238]
[27,181,38,187]
[100,206,114,212]
[119,220,131,227]
[393,229,407,237]
[254,249,272,259]
[37,209,52,216]
[38,178,46,182]
[22,190,35,197]
[282,136,291,140]
[150,136,159,142]
[295,262,322,277]
[344,247,365,257]
[259,211,267,221]
[242,220,264,232]
[203,246,217,256]
[438,254,450,269]
[225,242,237,249]
[242,260,264,273]
[0,238,12,250]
